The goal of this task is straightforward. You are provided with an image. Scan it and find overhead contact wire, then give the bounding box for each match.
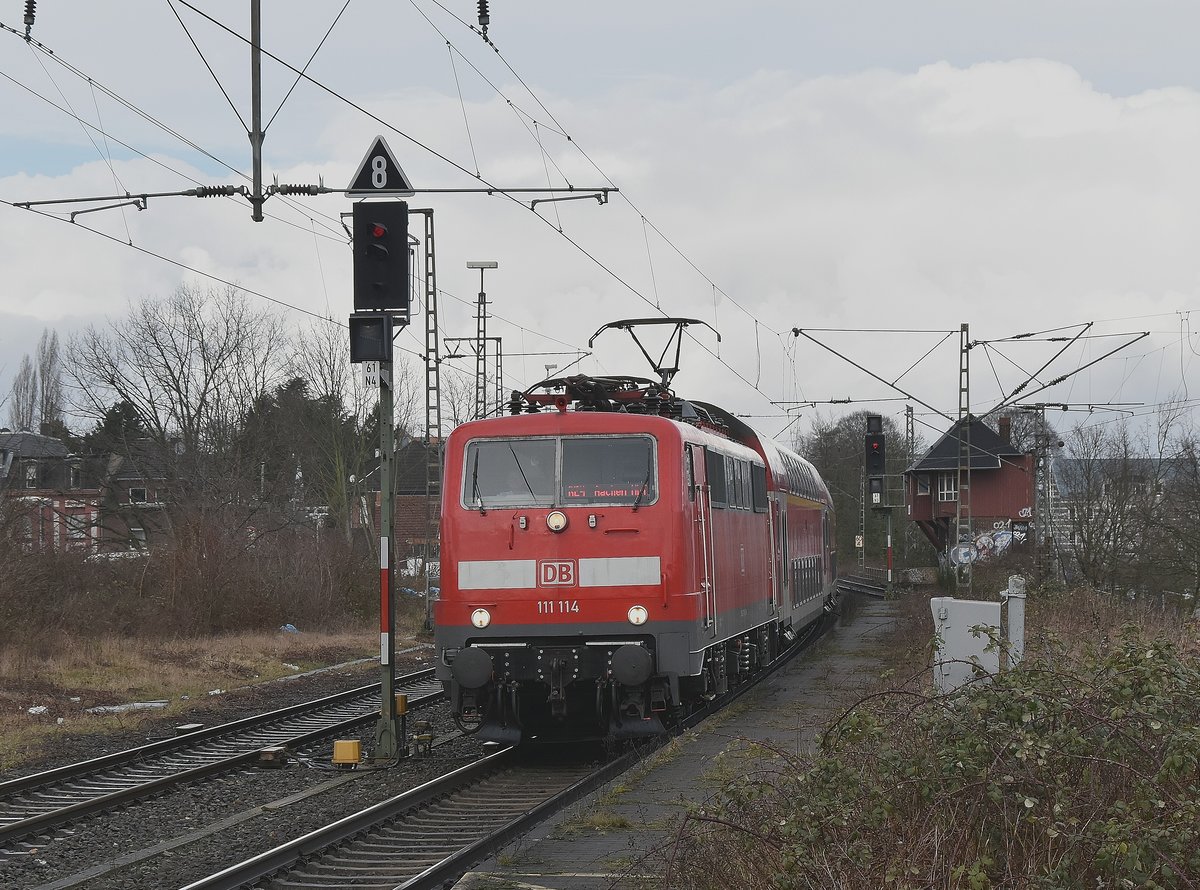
[165,0,248,131]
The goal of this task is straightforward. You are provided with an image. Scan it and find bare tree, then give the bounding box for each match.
[68,283,288,455]
[7,356,36,432]
[988,407,1060,453]
[439,364,479,429]
[35,330,63,435]
[1057,420,1171,592]
[285,318,380,539]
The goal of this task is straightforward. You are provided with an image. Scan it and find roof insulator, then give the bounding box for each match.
[477,0,490,40]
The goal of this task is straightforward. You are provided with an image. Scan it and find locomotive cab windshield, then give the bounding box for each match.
[462,435,657,509]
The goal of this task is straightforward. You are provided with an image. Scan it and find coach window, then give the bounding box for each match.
[706,449,726,507]
[752,464,767,512]
[561,436,656,506]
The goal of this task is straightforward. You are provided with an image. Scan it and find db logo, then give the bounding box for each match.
[538,560,577,587]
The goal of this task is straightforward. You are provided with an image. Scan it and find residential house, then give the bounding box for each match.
[0,430,104,553]
[100,440,177,550]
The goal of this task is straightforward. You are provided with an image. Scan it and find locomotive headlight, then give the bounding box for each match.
[546,510,569,533]
[627,605,648,626]
[470,608,491,629]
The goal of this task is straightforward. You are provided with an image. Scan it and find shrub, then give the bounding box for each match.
[0,523,380,649]
[665,590,1200,889]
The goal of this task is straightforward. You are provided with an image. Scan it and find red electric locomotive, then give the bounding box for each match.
[434,321,837,744]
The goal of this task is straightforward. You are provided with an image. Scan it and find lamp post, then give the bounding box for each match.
[466,261,497,419]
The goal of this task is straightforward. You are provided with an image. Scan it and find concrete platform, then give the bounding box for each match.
[453,593,900,890]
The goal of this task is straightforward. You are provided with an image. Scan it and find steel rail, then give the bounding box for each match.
[836,575,888,597]
[180,613,835,890]
[0,669,442,849]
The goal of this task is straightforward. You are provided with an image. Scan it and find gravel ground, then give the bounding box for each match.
[0,647,492,890]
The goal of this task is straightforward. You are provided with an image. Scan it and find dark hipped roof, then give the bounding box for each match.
[911,416,1025,472]
[106,440,174,482]
[0,431,70,459]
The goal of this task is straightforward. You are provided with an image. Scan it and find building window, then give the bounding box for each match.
[130,527,147,548]
[938,473,958,502]
[917,475,930,496]
[65,513,88,540]
[70,466,81,489]
[25,462,38,489]
[129,487,148,503]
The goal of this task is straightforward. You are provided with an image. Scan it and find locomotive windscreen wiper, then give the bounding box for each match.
[508,444,537,500]
[471,451,486,514]
[632,449,653,511]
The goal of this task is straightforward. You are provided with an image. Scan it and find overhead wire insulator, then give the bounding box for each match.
[275,183,321,196]
[477,0,490,40]
[24,0,36,39]
[191,185,237,198]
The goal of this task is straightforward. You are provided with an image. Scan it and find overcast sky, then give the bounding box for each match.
[2,1,1199,447]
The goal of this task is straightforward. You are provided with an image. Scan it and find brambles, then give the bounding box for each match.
[666,588,1200,889]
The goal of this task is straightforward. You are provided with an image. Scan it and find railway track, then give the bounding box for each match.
[837,573,888,597]
[181,747,617,890]
[180,614,835,890]
[0,668,444,851]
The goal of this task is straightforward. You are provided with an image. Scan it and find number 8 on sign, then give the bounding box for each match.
[345,135,415,197]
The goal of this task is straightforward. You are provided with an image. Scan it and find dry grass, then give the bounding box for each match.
[0,624,395,772]
[0,523,438,772]
[0,628,380,695]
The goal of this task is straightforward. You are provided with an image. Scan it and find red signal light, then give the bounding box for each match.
[371,223,387,238]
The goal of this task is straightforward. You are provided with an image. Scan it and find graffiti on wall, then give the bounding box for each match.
[948,519,1031,565]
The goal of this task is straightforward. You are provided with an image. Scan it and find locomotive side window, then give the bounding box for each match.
[685,448,696,502]
[463,438,557,508]
[561,436,656,505]
[706,448,726,507]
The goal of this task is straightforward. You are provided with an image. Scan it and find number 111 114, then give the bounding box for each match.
[537,600,579,614]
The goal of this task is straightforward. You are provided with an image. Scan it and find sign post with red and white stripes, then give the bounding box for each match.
[373,355,400,760]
